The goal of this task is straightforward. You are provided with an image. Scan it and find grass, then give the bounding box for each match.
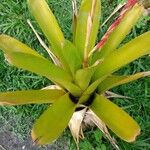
[0,0,150,149]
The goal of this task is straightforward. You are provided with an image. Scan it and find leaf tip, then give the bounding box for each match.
[0,102,12,106]
[143,71,150,77]
[127,126,141,143]
[0,102,5,106]
[31,129,42,145]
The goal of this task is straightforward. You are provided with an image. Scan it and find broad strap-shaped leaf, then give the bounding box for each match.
[62,81,82,97]
[80,31,150,102]
[0,35,71,82]
[86,32,150,97]
[62,40,82,76]
[32,93,76,145]
[75,65,97,90]
[0,89,65,105]
[92,3,143,62]
[28,0,65,61]
[90,94,140,142]
[93,31,150,81]
[0,35,82,96]
[98,71,150,94]
[75,0,101,59]
[79,76,106,103]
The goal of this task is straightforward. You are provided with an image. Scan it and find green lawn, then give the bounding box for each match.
[0,0,150,149]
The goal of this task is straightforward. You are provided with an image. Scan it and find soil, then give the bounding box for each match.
[0,131,68,150]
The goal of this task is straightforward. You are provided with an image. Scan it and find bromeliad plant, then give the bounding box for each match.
[0,0,150,149]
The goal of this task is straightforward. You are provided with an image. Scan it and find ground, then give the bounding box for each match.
[0,0,150,149]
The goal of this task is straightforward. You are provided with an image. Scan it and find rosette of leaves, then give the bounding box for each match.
[0,0,150,149]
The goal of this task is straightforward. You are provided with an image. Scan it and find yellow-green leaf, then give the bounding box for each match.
[93,3,143,61]
[62,40,82,75]
[75,65,97,90]
[90,94,140,142]
[93,31,150,80]
[79,76,105,103]
[0,35,82,96]
[28,0,64,60]
[0,89,65,105]
[0,35,71,81]
[98,71,150,94]
[75,0,101,58]
[32,93,76,145]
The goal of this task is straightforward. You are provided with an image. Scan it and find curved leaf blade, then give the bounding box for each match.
[75,0,101,58]
[79,76,106,103]
[92,3,143,61]
[28,0,72,71]
[8,52,81,96]
[90,94,140,142]
[98,71,150,94]
[32,93,76,145]
[28,0,64,59]
[75,65,97,90]
[62,40,82,75]
[0,35,82,96]
[93,31,150,80]
[0,89,65,105]
[0,35,71,82]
